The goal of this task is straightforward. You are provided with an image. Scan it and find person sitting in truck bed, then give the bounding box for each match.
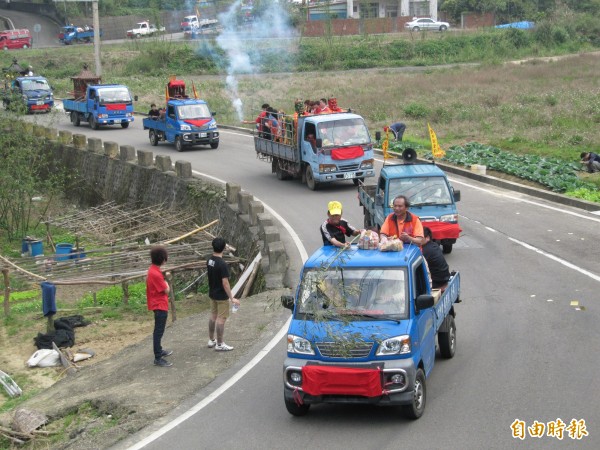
[316,98,331,114]
[148,103,160,119]
[422,227,450,289]
[320,201,361,248]
[380,195,425,247]
[241,103,270,137]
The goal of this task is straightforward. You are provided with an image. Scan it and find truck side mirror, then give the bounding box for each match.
[375,131,381,141]
[281,295,294,311]
[211,111,217,116]
[415,294,434,313]
[315,138,323,148]
[134,95,138,101]
[453,190,461,202]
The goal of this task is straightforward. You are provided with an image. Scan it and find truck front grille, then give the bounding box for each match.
[316,341,374,358]
[338,163,360,171]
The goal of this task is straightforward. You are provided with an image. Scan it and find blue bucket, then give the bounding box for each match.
[55,243,73,261]
[28,240,43,257]
[21,239,29,254]
[71,247,86,260]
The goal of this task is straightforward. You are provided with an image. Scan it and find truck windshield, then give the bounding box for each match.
[297,268,407,319]
[178,104,211,119]
[388,176,453,206]
[20,79,50,91]
[318,118,370,147]
[98,87,132,103]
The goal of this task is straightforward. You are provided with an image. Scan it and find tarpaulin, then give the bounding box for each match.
[331,146,364,160]
[302,365,382,397]
[423,221,461,240]
[184,118,211,127]
[106,104,126,111]
[40,281,56,317]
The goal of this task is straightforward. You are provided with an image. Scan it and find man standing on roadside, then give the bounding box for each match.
[207,237,239,352]
[380,195,425,246]
[146,246,173,367]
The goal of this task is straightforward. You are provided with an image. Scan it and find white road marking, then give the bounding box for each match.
[125,170,306,449]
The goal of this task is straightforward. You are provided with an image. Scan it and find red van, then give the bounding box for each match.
[0,29,32,50]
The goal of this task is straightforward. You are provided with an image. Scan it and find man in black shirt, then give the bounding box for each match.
[207,237,239,351]
[422,227,450,289]
[320,200,361,248]
[148,103,160,119]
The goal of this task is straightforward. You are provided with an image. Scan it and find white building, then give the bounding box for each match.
[306,0,439,21]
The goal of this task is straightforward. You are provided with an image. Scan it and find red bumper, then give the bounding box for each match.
[422,221,461,240]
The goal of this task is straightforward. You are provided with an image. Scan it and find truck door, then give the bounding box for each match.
[88,89,97,114]
[302,121,317,163]
[413,258,436,376]
[165,105,177,142]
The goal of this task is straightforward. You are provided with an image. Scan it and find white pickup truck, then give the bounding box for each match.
[126,21,166,38]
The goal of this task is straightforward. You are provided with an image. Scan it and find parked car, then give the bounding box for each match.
[405,17,449,32]
[181,15,199,31]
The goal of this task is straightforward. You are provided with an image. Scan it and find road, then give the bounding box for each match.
[23,111,600,449]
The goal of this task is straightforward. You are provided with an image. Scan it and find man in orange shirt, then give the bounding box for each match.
[380,195,425,246]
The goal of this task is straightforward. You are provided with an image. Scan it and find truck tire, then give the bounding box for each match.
[438,316,456,359]
[210,142,219,149]
[22,44,29,49]
[284,392,310,416]
[70,112,80,127]
[175,136,184,152]
[305,166,318,191]
[121,122,130,129]
[412,26,420,32]
[440,25,448,31]
[149,130,159,146]
[89,116,99,130]
[404,368,426,419]
[442,243,453,254]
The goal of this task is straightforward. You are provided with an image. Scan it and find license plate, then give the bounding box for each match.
[36,101,44,105]
[343,172,355,179]
[199,132,207,138]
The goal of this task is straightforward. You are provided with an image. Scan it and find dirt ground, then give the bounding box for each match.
[0,284,290,449]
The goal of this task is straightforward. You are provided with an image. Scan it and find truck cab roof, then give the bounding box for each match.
[304,245,423,271]
[167,98,208,106]
[302,112,362,123]
[381,162,446,179]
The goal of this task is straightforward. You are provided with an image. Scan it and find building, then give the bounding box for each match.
[306,0,439,21]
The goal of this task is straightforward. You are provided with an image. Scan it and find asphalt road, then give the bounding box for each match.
[20,110,600,449]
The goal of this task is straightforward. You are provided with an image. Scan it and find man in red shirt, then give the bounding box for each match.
[380,195,425,246]
[241,103,270,137]
[316,98,332,114]
[146,246,173,367]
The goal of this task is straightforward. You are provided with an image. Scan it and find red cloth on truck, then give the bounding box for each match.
[331,146,364,160]
[422,221,461,239]
[302,365,382,397]
[106,104,126,111]
[184,118,211,127]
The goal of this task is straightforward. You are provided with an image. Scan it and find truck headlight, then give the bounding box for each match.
[319,164,337,173]
[440,214,458,222]
[360,159,374,169]
[376,335,411,355]
[208,122,217,130]
[287,334,314,355]
[98,114,108,119]
[180,124,191,131]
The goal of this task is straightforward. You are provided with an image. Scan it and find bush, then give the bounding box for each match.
[403,103,429,119]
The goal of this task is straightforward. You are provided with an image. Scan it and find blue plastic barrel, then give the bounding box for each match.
[28,240,43,257]
[71,247,86,259]
[55,243,73,261]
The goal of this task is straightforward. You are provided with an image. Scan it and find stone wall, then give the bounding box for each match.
[28,123,287,290]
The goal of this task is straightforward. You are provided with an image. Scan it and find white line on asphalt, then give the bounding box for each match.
[507,236,600,283]
[125,170,306,449]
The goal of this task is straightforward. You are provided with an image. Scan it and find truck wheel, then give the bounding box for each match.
[70,112,80,127]
[442,243,453,254]
[149,130,159,146]
[404,369,426,420]
[284,393,310,416]
[438,316,456,359]
[305,166,318,191]
[210,142,219,149]
[175,136,184,152]
[3,46,8,51]
[89,116,99,130]
[412,26,420,32]
[22,44,29,49]
[135,33,141,38]
[121,122,130,129]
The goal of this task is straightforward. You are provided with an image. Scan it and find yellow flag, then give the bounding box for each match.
[192,81,199,99]
[165,85,169,102]
[382,127,390,160]
[428,123,446,158]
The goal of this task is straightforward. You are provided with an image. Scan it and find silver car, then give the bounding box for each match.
[405,17,450,32]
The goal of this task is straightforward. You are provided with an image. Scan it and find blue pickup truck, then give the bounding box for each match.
[63,84,135,129]
[2,75,54,113]
[58,25,101,45]
[143,100,219,152]
[359,149,461,253]
[281,244,460,419]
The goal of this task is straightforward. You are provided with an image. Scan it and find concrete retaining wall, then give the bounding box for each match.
[29,123,287,290]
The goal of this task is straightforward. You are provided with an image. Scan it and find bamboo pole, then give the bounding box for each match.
[162,219,219,245]
[0,255,46,281]
[241,259,261,299]
[2,268,10,316]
